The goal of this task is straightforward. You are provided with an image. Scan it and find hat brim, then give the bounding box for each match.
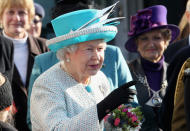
[125,24,180,52]
[47,26,117,52]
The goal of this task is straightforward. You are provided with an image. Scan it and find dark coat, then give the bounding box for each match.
[0,36,14,82]
[171,58,190,131]
[128,57,168,131]
[164,37,189,63]
[160,38,190,131]
[184,64,190,131]
[11,35,48,131]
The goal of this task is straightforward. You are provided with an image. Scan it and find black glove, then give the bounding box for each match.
[97,81,137,121]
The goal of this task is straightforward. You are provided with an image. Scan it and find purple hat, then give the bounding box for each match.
[125,5,180,52]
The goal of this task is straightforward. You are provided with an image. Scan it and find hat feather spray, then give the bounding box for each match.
[46,1,124,52]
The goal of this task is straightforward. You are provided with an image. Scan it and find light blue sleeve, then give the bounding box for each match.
[116,47,138,103]
[27,59,42,130]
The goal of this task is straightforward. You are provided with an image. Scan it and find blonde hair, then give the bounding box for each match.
[175,13,189,41]
[0,0,35,23]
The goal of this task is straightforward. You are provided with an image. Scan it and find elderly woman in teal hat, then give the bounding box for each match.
[30,3,136,130]
[125,5,179,131]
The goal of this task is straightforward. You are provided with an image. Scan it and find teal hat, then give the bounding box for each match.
[46,2,124,52]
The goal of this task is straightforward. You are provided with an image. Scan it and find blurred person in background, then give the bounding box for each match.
[160,1,190,130]
[164,0,190,64]
[174,12,189,42]
[27,3,45,38]
[43,0,90,39]
[125,5,179,131]
[0,0,49,130]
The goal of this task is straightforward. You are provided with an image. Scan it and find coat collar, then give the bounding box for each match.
[129,57,168,104]
[132,57,168,85]
[0,31,41,55]
[27,34,41,55]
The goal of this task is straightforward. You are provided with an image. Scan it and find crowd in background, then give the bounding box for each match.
[0,0,190,130]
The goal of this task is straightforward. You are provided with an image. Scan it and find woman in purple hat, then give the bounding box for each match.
[27,3,45,38]
[125,5,179,131]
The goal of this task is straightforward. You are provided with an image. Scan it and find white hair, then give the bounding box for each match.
[56,44,78,61]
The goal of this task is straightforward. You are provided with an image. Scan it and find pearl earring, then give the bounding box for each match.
[66,58,70,62]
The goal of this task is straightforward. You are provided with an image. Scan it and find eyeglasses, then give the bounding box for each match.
[33,19,42,24]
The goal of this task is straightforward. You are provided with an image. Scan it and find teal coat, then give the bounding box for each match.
[27,45,136,129]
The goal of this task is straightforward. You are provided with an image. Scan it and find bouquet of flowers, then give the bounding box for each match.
[104,104,144,131]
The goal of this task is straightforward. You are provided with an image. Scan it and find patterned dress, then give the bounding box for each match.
[30,62,111,131]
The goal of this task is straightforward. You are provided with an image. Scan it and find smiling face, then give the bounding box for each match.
[65,39,106,83]
[136,29,169,63]
[1,7,30,39]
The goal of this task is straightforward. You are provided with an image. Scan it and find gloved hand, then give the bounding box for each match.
[97,81,137,121]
